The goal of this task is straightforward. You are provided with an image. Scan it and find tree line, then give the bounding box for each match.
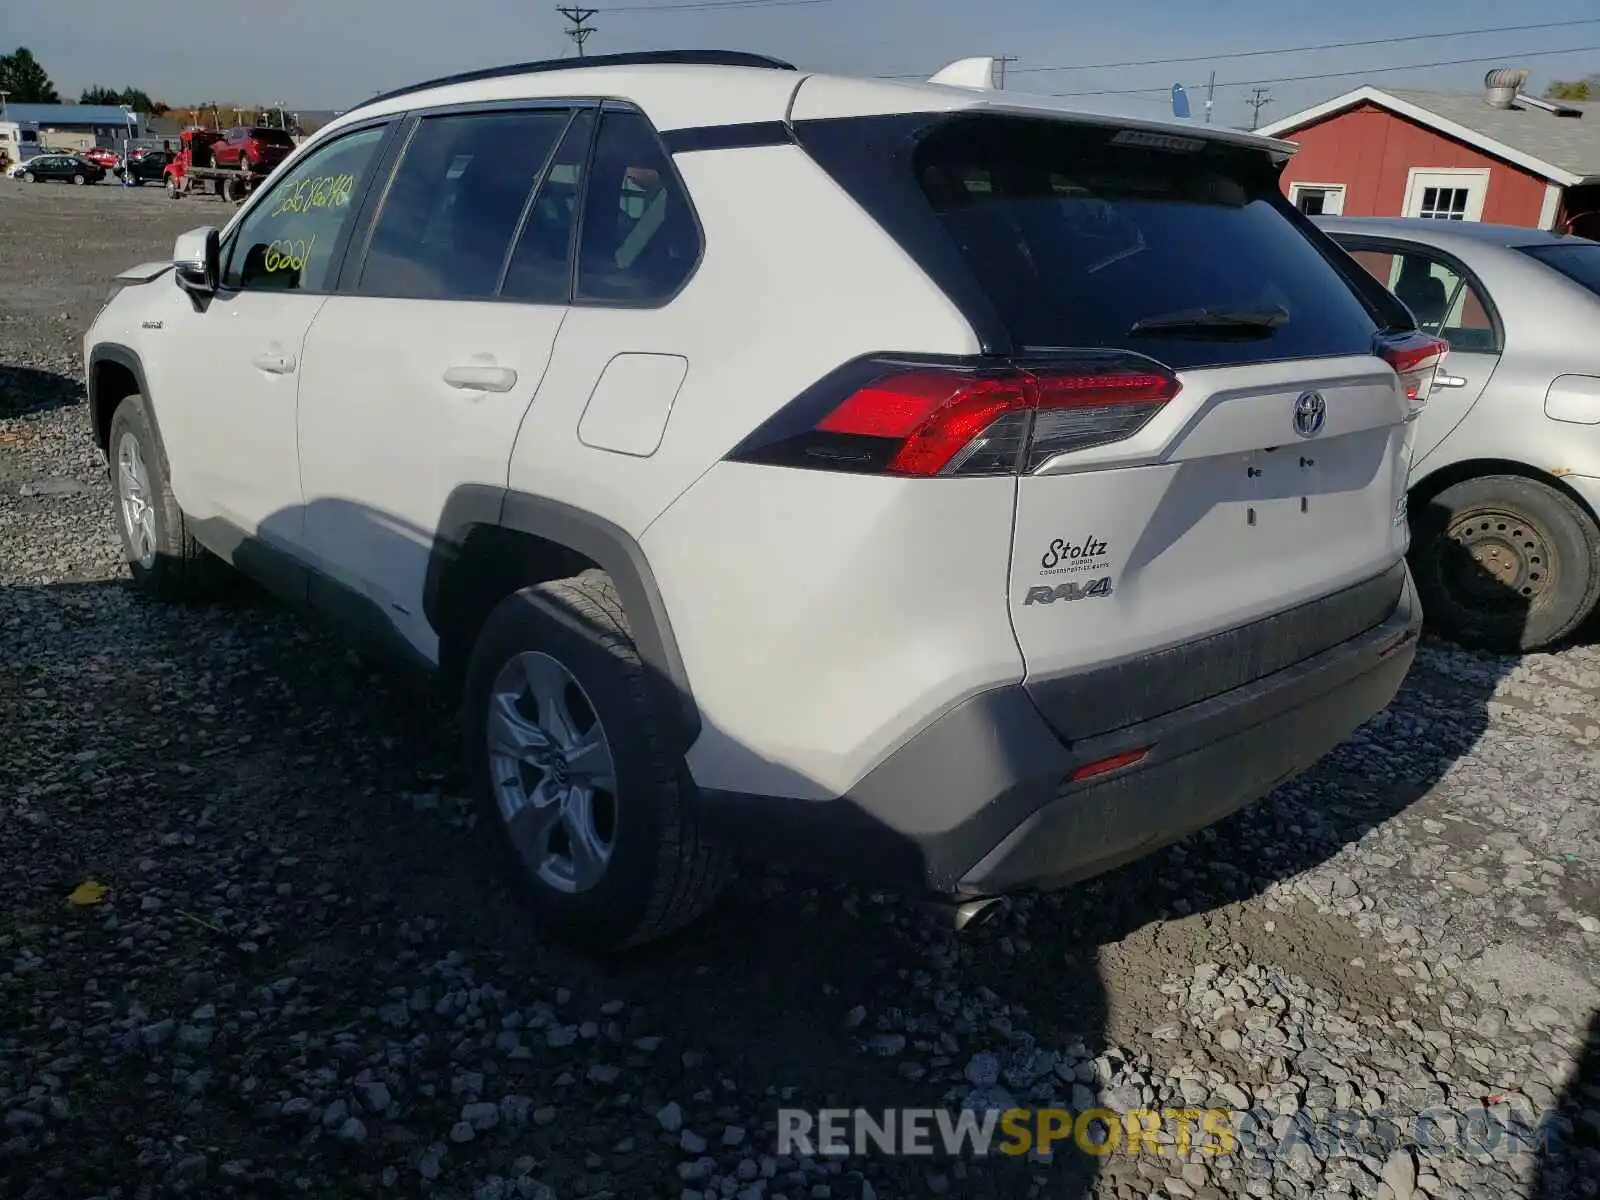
[1546,75,1599,102]
[1,46,169,112]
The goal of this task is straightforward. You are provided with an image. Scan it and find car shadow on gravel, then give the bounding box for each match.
[0,364,83,420]
[1531,1008,1600,1199]
[0,502,1524,1199]
[2,571,1089,1196]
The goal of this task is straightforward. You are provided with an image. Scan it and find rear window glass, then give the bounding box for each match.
[1521,242,1600,298]
[249,127,296,146]
[910,117,1381,369]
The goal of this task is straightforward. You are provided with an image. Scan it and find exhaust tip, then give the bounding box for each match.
[922,895,1006,931]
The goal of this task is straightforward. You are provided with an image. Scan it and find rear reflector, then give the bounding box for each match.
[1069,747,1149,782]
[1376,331,1449,410]
[729,357,1180,477]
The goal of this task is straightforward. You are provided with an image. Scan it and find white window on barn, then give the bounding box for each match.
[1417,186,1470,219]
[1402,168,1490,222]
[1289,182,1345,216]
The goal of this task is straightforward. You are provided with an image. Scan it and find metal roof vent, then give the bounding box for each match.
[1484,67,1530,109]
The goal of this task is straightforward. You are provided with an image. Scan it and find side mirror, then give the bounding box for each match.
[173,226,221,297]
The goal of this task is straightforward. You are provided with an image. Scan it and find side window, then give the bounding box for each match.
[1343,244,1497,353]
[501,109,596,304]
[357,108,572,300]
[574,109,700,304]
[1383,248,1495,352]
[224,125,387,293]
[1347,249,1395,285]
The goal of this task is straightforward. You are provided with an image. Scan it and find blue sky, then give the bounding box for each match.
[16,0,1600,127]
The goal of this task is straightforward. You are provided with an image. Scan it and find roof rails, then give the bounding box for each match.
[350,50,798,115]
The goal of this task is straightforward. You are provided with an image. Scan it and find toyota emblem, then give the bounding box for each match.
[1293,390,1326,438]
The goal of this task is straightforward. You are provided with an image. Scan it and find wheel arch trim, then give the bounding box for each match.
[1411,456,1600,528]
[87,342,163,458]
[425,485,701,750]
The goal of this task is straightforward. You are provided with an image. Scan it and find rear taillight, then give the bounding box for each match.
[728,356,1180,477]
[1376,331,1448,412]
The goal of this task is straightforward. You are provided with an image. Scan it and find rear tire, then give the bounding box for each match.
[1409,474,1600,652]
[72,173,86,185]
[106,394,227,603]
[463,572,730,951]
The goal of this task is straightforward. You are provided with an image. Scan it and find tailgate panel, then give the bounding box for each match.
[1009,362,1412,724]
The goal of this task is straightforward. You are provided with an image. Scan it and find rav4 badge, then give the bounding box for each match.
[1024,576,1114,605]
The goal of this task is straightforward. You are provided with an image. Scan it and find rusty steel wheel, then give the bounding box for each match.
[1410,474,1600,653]
[1444,507,1555,608]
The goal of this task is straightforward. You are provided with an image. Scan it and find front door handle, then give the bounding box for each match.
[1434,372,1468,389]
[252,351,295,375]
[443,365,518,393]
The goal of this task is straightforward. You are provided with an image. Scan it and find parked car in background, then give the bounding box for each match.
[17,154,105,185]
[119,148,174,185]
[85,51,1428,949]
[207,125,296,172]
[81,146,120,170]
[1317,216,1600,652]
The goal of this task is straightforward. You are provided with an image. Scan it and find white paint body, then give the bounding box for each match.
[85,59,1415,807]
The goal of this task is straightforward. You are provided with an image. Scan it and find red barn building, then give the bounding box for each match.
[1258,71,1600,240]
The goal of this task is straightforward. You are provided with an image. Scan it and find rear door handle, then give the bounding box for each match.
[252,352,295,375]
[443,365,518,393]
[1434,372,1468,389]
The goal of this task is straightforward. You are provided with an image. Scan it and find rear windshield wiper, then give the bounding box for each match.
[1128,306,1290,337]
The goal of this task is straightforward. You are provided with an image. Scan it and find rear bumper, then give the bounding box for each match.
[699,563,1421,896]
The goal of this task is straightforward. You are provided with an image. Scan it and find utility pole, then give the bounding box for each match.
[994,54,1018,90]
[1204,70,1216,124]
[1246,86,1272,131]
[558,7,597,57]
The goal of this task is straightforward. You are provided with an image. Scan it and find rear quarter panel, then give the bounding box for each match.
[504,140,980,536]
[1415,244,1600,486]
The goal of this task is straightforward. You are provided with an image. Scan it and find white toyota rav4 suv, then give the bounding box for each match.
[84,51,1431,949]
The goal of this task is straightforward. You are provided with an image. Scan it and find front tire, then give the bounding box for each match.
[464,572,729,951]
[106,394,226,602]
[1409,474,1600,652]
[23,171,35,183]
[72,173,86,185]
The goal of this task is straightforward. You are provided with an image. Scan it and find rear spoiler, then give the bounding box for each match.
[920,56,1299,163]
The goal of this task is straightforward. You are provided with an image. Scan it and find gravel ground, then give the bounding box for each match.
[3,180,1599,1200]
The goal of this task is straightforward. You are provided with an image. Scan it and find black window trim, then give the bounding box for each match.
[218,115,402,297]
[1326,233,1505,355]
[497,106,591,302]
[333,96,705,311]
[340,99,590,304]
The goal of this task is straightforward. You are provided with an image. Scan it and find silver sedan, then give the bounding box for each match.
[1316,215,1600,653]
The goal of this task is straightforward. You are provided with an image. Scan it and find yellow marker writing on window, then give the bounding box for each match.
[269,172,356,219]
[264,233,317,273]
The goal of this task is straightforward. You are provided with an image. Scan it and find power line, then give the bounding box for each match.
[880,17,1600,80]
[1053,42,1600,98]
[1245,86,1272,130]
[558,6,598,56]
[995,54,1018,90]
[594,0,832,11]
[1012,17,1599,76]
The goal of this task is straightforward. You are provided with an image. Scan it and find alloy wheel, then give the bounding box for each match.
[116,431,157,569]
[485,650,618,894]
